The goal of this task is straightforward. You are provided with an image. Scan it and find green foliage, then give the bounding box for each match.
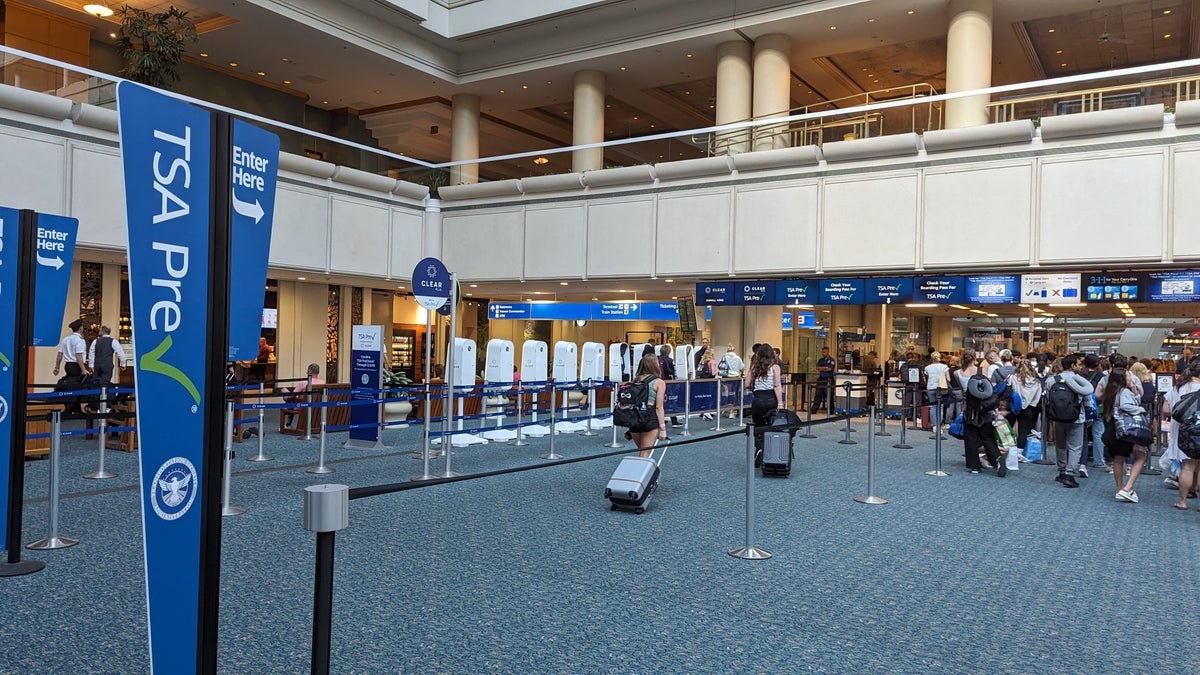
[116,5,199,89]
[382,369,412,387]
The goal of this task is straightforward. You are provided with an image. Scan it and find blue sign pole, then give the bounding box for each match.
[0,208,46,576]
[118,81,229,673]
[227,120,279,361]
[31,214,78,346]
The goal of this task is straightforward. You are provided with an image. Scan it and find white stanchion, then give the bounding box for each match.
[221,400,246,516]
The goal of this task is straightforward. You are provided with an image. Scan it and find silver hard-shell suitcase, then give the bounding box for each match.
[604,439,670,514]
[761,430,792,477]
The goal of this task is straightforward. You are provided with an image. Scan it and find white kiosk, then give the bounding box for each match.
[434,338,486,446]
[481,339,517,441]
[551,341,584,432]
[581,341,611,429]
[675,344,695,380]
[520,340,551,436]
[629,343,654,372]
[608,342,630,383]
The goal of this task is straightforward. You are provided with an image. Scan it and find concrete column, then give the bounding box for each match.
[715,40,752,155]
[945,0,993,129]
[752,33,792,152]
[572,70,605,172]
[449,93,480,185]
[422,204,442,259]
[931,316,955,353]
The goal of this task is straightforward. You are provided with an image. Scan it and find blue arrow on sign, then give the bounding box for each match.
[31,213,78,346]
[227,120,279,361]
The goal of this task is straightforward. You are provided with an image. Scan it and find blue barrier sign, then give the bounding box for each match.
[117,81,212,672]
[227,120,278,360]
[914,276,966,304]
[775,280,817,305]
[31,213,78,346]
[819,279,864,304]
[966,275,1020,304]
[865,277,912,305]
[347,325,384,449]
[697,282,734,305]
[0,207,19,545]
[413,257,450,310]
[738,281,775,304]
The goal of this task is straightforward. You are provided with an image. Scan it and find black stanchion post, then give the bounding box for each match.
[926,390,949,477]
[1143,393,1162,476]
[799,382,816,439]
[304,484,348,675]
[1034,398,1055,465]
[876,383,891,437]
[893,382,912,449]
[838,382,857,445]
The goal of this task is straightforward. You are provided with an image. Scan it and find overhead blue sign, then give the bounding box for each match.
[796,311,816,327]
[117,81,212,672]
[639,302,680,321]
[782,312,791,330]
[595,302,640,319]
[31,213,78,347]
[966,274,1020,304]
[413,257,451,310]
[738,280,775,305]
[865,277,913,305]
[697,283,734,305]
[913,276,966,304]
[488,303,531,319]
[0,207,19,546]
[227,120,278,361]
[1144,270,1200,303]
[775,280,817,305]
[819,279,864,304]
[1086,272,1141,302]
[530,302,590,320]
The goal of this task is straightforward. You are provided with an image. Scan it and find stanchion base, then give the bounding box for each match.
[798,432,817,439]
[245,454,273,462]
[854,495,888,504]
[306,466,335,475]
[539,452,564,460]
[437,470,461,478]
[924,470,950,477]
[577,430,599,437]
[1032,459,1056,465]
[26,535,79,550]
[876,431,893,437]
[410,473,439,481]
[602,441,625,448]
[838,439,858,445]
[0,559,45,576]
[409,449,444,460]
[727,546,772,560]
[892,443,913,449]
[83,470,117,479]
[507,439,531,447]
[221,506,246,517]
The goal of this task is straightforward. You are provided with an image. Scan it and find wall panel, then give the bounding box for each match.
[1039,151,1164,263]
[923,163,1033,266]
[586,198,655,277]
[70,145,127,249]
[329,198,390,275]
[524,203,586,279]
[822,173,918,270]
[389,209,425,279]
[0,130,65,214]
[733,182,818,274]
[1172,147,1200,258]
[656,189,731,276]
[441,208,525,279]
[272,185,330,270]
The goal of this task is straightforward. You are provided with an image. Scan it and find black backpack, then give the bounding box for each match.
[1172,390,1200,459]
[964,374,998,425]
[1045,376,1083,423]
[613,377,657,428]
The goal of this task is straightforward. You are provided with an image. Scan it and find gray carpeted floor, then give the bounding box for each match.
[3,409,1200,673]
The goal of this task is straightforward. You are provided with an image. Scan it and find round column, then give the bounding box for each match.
[945,0,993,129]
[752,33,792,152]
[572,70,605,173]
[716,40,752,155]
[449,93,480,185]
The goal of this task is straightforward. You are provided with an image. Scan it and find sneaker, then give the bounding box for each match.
[1093,463,1108,469]
[1165,477,1180,489]
[1126,490,1139,503]
[969,468,981,474]
[1055,473,1068,484]
[1116,489,1136,502]
[996,462,1007,478]
[1078,465,1088,478]
[1061,475,1080,488]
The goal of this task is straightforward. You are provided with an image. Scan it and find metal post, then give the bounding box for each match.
[925,392,949,477]
[1033,398,1055,465]
[909,383,921,431]
[247,382,272,461]
[855,405,888,505]
[728,426,771,560]
[876,384,892,437]
[26,410,78,550]
[303,374,314,441]
[85,386,116,479]
[1142,394,1162,476]
[838,382,857,445]
[893,388,912,449]
[603,381,623,448]
[541,382,563,460]
[799,383,817,439]
[304,484,348,675]
[737,383,747,427]
[580,381,599,437]
[680,378,694,437]
[507,380,530,448]
[711,379,724,431]
[221,400,245,516]
[439,382,461,479]
[308,389,334,475]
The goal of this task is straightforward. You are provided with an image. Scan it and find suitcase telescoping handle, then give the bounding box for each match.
[651,436,671,466]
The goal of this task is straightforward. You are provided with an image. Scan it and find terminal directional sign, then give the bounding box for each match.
[31,213,78,346]
[412,257,450,310]
[227,120,279,361]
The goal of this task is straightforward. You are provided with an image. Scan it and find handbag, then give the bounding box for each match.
[1010,390,1023,415]
[992,417,1017,449]
[948,414,965,440]
[1114,409,1153,445]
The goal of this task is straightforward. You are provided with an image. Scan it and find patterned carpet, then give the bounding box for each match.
[3,410,1199,673]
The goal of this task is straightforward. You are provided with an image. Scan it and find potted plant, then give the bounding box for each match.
[116,5,198,89]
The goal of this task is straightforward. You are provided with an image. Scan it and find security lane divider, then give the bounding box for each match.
[25,410,79,551]
[221,401,245,517]
[925,391,950,478]
[308,389,334,476]
[84,386,116,480]
[853,405,888,505]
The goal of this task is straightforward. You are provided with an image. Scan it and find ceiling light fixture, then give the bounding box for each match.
[906,303,937,308]
[297,276,307,281]
[83,2,113,17]
[199,52,209,58]
[559,281,569,286]
[1048,28,1055,33]
[229,62,238,67]
[533,156,549,165]
[1164,33,1172,39]
[283,80,292,85]
[906,9,915,15]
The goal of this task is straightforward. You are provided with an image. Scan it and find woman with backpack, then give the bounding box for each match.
[626,354,667,457]
[956,349,1005,476]
[1100,367,1149,503]
[1008,359,1044,451]
[1165,360,1200,510]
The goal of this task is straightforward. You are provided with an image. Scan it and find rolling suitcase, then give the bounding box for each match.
[761,430,793,477]
[604,438,669,514]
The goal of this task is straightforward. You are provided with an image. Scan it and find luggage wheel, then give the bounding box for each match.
[634,507,645,514]
[610,503,619,511]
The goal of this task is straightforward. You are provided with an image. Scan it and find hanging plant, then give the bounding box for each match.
[116,5,199,89]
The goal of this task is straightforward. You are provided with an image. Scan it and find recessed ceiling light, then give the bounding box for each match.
[559,282,569,286]
[906,9,915,15]
[499,89,505,94]
[397,285,404,289]
[297,276,306,281]
[469,284,478,288]
[592,297,598,301]
[1164,9,1172,14]
[373,89,381,94]
[632,116,638,120]
[1164,33,1172,39]
[283,79,292,85]
[1056,50,1063,54]
[664,279,674,283]
[109,32,117,39]
[322,100,329,104]
[522,84,528,89]
[1061,63,1067,67]
[619,66,627,71]
[829,25,837,30]
[649,124,655,128]
[868,18,875,23]
[1048,28,1055,33]
[686,53,693,58]
[546,80,552,84]
[84,3,113,16]
[229,62,238,67]
[256,71,265,76]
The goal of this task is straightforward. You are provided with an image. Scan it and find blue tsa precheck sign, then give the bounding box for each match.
[412,257,450,310]
[227,120,278,361]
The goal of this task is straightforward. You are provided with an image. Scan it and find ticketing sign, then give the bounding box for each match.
[913,276,966,304]
[966,274,1020,304]
[819,279,864,304]
[639,302,681,321]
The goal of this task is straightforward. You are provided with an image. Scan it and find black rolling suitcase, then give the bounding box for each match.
[758,408,800,477]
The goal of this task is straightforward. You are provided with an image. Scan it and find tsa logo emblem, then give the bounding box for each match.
[151,457,198,521]
[0,394,8,424]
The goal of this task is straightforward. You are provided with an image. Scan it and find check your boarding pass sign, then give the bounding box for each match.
[117,81,212,672]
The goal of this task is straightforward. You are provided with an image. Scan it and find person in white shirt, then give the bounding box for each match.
[924,352,950,423]
[53,319,91,379]
[88,325,127,384]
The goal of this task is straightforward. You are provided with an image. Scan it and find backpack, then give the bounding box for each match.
[964,374,998,426]
[613,377,657,429]
[1172,390,1200,459]
[717,358,730,377]
[1045,376,1083,423]
[696,359,714,378]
